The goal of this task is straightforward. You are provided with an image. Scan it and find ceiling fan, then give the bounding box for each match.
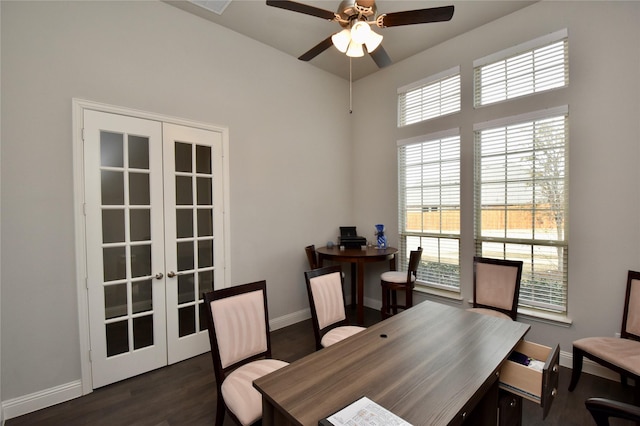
[266,0,454,68]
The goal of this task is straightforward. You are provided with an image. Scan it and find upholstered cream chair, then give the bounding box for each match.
[203,281,289,426]
[569,270,640,403]
[380,247,423,319]
[467,256,523,321]
[305,265,366,349]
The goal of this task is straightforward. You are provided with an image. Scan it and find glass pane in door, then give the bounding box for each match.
[104,283,127,319]
[106,321,128,357]
[133,315,154,349]
[130,209,151,241]
[178,274,194,304]
[101,132,124,167]
[102,210,125,243]
[132,280,153,314]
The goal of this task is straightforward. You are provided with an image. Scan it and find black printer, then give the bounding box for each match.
[337,226,367,249]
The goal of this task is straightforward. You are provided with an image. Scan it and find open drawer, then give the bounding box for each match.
[499,340,560,419]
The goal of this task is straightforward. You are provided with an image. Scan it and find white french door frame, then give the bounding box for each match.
[72,98,231,395]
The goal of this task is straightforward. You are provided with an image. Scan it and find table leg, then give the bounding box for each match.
[357,261,364,325]
[262,399,275,426]
[350,263,356,308]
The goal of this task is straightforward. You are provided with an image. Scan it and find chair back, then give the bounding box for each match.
[305,265,349,348]
[621,270,640,340]
[473,256,523,320]
[305,244,319,270]
[406,247,423,284]
[203,281,272,382]
[586,397,640,426]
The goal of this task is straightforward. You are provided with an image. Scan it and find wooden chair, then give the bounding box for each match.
[203,281,289,426]
[380,247,423,319]
[305,265,365,349]
[467,256,523,321]
[585,397,640,426]
[569,270,640,403]
[305,244,319,270]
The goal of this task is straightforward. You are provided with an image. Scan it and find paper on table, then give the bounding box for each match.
[326,396,412,426]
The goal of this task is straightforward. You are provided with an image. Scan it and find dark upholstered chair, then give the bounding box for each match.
[569,270,640,403]
[380,247,423,319]
[467,256,523,321]
[305,265,365,349]
[203,281,289,426]
[585,397,640,426]
[305,244,319,270]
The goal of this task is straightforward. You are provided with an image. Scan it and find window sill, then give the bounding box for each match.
[461,299,572,327]
[415,283,463,304]
[516,306,572,328]
[415,283,572,327]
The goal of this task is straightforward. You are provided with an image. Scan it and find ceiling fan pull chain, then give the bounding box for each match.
[349,57,353,114]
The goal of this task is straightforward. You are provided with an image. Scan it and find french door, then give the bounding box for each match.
[83,109,225,388]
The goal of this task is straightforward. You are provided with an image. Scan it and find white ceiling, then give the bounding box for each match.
[166,0,537,81]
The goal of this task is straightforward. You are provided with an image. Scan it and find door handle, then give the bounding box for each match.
[168,271,177,278]
[155,272,164,280]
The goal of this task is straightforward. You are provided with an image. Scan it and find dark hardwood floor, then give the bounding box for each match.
[6,307,635,425]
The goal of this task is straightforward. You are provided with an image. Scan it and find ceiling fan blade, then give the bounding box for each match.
[369,45,392,68]
[378,5,454,27]
[298,36,334,61]
[266,1,336,21]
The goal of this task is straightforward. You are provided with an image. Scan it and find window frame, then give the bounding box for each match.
[473,29,568,108]
[397,128,461,292]
[398,66,461,127]
[473,106,569,313]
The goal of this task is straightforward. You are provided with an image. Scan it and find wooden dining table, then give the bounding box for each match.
[254,300,531,426]
[315,245,398,325]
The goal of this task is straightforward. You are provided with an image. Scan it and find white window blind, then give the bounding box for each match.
[474,30,568,107]
[398,67,460,127]
[474,107,568,312]
[398,129,460,290]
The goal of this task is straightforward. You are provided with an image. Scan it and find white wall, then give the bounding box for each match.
[352,1,640,354]
[0,0,351,404]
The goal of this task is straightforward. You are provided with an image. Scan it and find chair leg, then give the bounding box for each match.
[381,286,389,319]
[215,392,226,426]
[391,290,398,315]
[568,347,584,391]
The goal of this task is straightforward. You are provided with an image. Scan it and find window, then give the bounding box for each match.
[474,29,568,107]
[398,67,460,127]
[398,129,460,291]
[474,106,568,313]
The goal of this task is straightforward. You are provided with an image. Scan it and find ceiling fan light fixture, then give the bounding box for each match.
[364,29,383,52]
[331,29,351,53]
[350,20,371,44]
[346,40,364,57]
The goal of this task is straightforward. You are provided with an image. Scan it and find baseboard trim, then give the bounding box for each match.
[270,308,310,331]
[2,380,82,421]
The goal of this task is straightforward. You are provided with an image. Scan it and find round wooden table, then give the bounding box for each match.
[316,245,398,325]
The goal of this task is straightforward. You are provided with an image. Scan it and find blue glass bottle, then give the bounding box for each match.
[375,224,387,249]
